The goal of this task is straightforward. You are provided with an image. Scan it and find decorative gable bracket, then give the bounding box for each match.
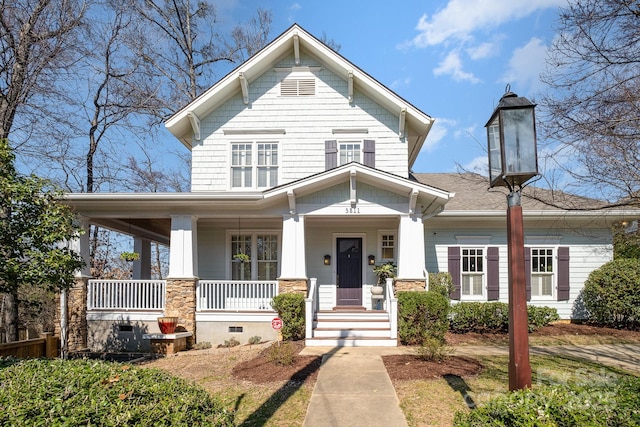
[350,167,357,205]
[408,187,419,214]
[287,190,296,214]
[239,72,249,104]
[399,108,407,138]
[187,112,201,141]
[348,71,354,103]
[293,34,300,65]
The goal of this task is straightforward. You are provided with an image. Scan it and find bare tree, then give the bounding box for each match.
[539,0,640,206]
[128,0,272,110]
[0,0,86,141]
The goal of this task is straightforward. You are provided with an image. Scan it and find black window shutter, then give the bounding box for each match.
[448,247,461,300]
[524,247,531,301]
[487,247,499,300]
[363,139,375,168]
[557,247,570,300]
[325,140,337,170]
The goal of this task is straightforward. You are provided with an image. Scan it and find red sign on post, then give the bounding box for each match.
[271,317,283,330]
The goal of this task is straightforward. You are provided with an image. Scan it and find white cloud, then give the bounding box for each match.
[466,42,496,60]
[390,77,412,89]
[410,0,564,48]
[462,155,489,175]
[500,37,548,93]
[424,118,456,151]
[433,51,480,83]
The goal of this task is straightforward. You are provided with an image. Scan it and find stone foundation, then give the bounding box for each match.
[164,278,197,347]
[278,278,308,295]
[67,277,88,351]
[394,279,427,294]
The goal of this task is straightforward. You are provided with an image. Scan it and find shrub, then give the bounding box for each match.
[414,336,452,362]
[454,376,640,426]
[222,337,240,348]
[271,293,305,341]
[450,302,559,333]
[248,336,261,345]
[264,341,297,366]
[397,291,450,345]
[581,258,640,328]
[528,306,560,332]
[450,302,509,333]
[0,359,234,426]
[428,272,454,298]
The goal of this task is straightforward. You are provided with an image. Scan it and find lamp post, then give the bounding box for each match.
[485,86,538,390]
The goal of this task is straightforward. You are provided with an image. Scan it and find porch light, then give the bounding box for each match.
[323,255,331,265]
[485,85,538,189]
[485,86,538,392]
[368,255,375,265]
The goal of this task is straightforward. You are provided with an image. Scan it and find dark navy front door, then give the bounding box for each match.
[336,238,362,306]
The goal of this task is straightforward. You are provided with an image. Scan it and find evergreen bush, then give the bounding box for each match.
[454,377,640,426]
[397,291,450,345]
[450,302,559,333]
[271,293,305,341]
[581,258,640,328]
[0,359,234,426]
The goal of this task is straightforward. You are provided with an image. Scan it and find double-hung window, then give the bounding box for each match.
[231,233,279,280]
[462,248,484,297]
[531,248,554,297]
[231,142,278,189]
[339,142,361,165]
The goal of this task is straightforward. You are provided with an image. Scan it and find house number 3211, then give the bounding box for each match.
[345,207,360,214]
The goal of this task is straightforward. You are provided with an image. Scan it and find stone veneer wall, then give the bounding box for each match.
[278,279,308,295]
[394,279,427,294]
[164,279,197,344]
[67,277,88,351]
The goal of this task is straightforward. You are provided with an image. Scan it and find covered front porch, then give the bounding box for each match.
[63,163,453,350]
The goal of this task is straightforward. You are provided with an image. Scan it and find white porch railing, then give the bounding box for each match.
[386,277,398,340]
[87,280,166,310]
[197,280,278,311]
[305,278,318,339]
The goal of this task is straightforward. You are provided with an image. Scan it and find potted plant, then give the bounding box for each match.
[233,252,250,263]
[372,261,396,294]
[157,316,179,334]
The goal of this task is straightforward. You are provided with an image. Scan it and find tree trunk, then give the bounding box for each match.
[3,290,19,343]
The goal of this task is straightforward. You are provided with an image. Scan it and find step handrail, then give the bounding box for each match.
[385,277,398,340]
[305,278,318,339]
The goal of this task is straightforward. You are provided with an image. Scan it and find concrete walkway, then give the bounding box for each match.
[301,344,640,426]
[302,347,408,427]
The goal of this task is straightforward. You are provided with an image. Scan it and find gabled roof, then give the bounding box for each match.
[165,24,434,167]
[415,172,639,222]
[265,162,454,217]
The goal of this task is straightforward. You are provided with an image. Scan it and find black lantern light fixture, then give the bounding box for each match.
[323,254,331,265]
[485,86,539,392]
[486,85,538,191]
[368,255,376,265]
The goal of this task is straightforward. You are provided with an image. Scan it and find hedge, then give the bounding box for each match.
[271,293,305,341]
[450,302,559,333]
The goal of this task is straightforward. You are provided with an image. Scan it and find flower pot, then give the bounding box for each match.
[371,285,384,295]
[157,316,179,334]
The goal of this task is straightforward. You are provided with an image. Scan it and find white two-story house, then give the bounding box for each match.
[63,24,635,351]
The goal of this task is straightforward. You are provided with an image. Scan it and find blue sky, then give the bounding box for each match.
[211,0,567,175]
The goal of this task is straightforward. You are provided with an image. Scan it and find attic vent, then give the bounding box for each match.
[281,78,315,96]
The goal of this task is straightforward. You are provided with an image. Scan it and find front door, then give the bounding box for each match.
[336,237,362,306]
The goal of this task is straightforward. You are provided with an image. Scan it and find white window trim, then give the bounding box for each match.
[229,140,279,190]
[338,140,362,166]
[225,230,282,280]
[378,230,397,263]
[460,246,486,301]
[529,246,557,301]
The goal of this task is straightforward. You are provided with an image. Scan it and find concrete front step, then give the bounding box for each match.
[305,337,398,347]
[315,310,389,321]
[313,320,391,329]
[313,328,391,338]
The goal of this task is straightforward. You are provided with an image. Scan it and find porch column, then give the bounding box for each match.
[133,237,151,280]
[166,215,198,340]
[395,214,427,292]
[59,216,91,352]
[279,214,308,294]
